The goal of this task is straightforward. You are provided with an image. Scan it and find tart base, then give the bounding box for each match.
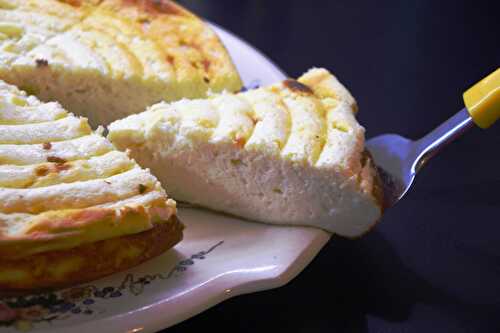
[0,216,183,293]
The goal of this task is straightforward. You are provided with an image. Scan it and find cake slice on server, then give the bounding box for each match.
[108,68,383,237]
[0,80,182,292]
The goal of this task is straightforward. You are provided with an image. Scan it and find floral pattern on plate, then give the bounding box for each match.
[0,241,224,332]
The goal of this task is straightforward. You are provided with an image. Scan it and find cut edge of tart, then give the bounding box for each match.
[0,79,183,292]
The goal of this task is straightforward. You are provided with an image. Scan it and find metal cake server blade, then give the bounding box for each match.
[366,68,499,209]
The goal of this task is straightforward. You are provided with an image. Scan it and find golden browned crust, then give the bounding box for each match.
[283,79,314,95]
[97,0,242,91]
[0,215,183,293]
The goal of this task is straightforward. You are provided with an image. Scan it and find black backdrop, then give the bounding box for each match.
[166,1,500,332]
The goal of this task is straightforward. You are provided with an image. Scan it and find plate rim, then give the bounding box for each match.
[51,220,329,333]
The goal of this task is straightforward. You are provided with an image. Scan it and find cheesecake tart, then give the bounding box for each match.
[0,80,183,292]
[109,68,383,237]
[0,0,242,126]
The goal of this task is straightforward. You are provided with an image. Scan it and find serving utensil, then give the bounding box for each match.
[366,68,500,209]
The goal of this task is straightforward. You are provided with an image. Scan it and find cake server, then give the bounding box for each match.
[366,68,500,209]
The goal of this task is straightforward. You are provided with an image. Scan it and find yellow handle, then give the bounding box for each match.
[463,68,500,129]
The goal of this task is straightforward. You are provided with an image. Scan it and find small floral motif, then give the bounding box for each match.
[0,241,224,331]
[61,286,92,303]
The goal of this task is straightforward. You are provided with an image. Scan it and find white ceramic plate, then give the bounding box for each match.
[0,25,331,333]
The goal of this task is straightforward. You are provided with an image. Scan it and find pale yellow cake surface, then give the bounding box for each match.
[109,68,383,237]
[0,0,242,126]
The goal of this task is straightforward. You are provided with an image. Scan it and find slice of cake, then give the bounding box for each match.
[0,0,242,126]
[108,68,383,237]
[0,80,182,292]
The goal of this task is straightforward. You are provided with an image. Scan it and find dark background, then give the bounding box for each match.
[168,1,500,332]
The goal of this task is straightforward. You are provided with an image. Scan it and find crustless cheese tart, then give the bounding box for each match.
[0,0,242,126]
[0,80,183,292]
